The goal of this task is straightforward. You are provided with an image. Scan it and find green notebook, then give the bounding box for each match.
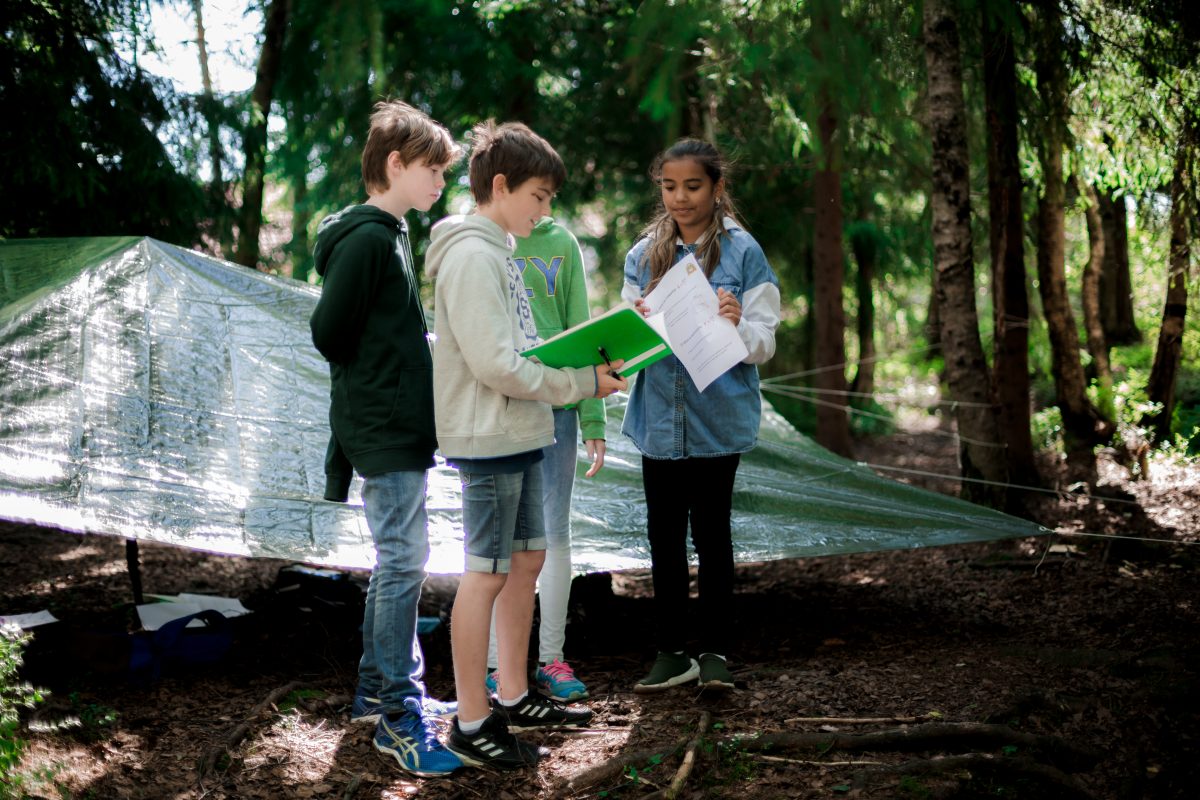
[520,303,673,376]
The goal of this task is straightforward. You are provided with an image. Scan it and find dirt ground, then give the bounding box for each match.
[2,430,1198,800]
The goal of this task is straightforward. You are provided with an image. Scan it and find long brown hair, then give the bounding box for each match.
[638,139,743,290]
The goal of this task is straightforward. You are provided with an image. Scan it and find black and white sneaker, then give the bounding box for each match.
[446,712,542,770]
[493,687,593,731]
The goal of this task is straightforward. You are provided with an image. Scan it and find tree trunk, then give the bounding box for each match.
[234,0,290,269]
[981,0,1038,488]
[288,173,310,283]
[1096,188,1141,345]
[1034,2,1109,478]
[810,0,853,457]
[1081,185,1114,420]
[923,0,1007,507]
[1144,122,1195,442]
[849,224,876,398]
[192,0,233,258]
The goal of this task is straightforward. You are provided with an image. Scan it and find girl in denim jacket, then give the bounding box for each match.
[621,139,781,694]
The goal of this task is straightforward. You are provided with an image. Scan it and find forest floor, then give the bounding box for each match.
[3,425,1199,800]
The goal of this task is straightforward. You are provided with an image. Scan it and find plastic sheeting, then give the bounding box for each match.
[0,237,1045,574]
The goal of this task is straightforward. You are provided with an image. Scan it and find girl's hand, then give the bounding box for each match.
[633,298,651,317]
[717,288,741,326]
[584,439,606,477]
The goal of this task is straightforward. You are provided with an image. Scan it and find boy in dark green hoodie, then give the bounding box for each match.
[309,100,463,777]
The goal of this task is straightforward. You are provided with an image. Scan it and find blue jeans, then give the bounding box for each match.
[358,470,430,713]
[461,460,547,574]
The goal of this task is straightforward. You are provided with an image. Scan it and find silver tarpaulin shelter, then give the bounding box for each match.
[0,237,1044,574]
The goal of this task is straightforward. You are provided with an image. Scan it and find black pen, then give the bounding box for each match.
[598,346,618,375]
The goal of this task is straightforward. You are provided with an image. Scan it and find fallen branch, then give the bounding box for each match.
[724,722,1100,771]
[561,746,682,795]
[864,753,1094,799]
[754,754,883,767]
[643,711,711,800]
[198,680,305,778]
[782,714,935,725]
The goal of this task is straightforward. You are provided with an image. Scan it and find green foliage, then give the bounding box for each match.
[1,625,45,797]
[277,688,325,712]
[897,775,932,798]
[1031,405,1065,452]
[0,0,206,243]
[65,692,118,742]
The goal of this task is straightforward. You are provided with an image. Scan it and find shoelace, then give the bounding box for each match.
[541,659,576,681]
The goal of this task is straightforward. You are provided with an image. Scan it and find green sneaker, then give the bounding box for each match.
[698,653,734,692]
[634,651,699,693]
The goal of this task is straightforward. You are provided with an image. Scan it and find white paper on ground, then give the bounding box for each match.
[136,594,251,631]
[643,253,748,391]
[0,610,59,629]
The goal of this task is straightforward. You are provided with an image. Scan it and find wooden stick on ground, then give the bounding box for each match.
[642,710,712,800]
[197,680,305,779]
[562,745,684,795]
[755,754,883,767]
[864,753,1095,800]
[782,714,934,725]
[726,721,1100,771]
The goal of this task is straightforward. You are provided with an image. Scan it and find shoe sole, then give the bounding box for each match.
[446,742,538,770]
[634,660,700,694]
[539,686,589,702]
[373,739,460,777]
[354,706,456,722]
[505,717,592,732]
[699,679,735,692]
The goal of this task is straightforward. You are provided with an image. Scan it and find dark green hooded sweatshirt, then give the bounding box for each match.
[309,204,436,500]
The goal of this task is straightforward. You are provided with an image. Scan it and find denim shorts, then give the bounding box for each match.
[460,461,547,574]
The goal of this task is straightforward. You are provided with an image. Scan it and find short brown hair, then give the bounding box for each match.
[467,120,566,204]
[361,100,460,194]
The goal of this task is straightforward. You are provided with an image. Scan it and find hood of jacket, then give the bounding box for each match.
[425,214,513,281]
[313,204,405,278]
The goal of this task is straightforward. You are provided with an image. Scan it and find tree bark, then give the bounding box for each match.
[923,0,1008,507]
[288,172,310,283]
[1096,188,1141,345]
[849,224,876,399]
[810,0,853,457]
[1081,184,1114,420]
[1033,3,1110,477]
[1144,122,1195,442]
[234,0,290,269]
[192,0,232,258]
[981,0,1038,488]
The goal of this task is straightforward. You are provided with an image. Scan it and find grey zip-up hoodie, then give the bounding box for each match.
[425,214,596,459]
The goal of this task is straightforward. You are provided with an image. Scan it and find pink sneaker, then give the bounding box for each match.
[535,659,589,701]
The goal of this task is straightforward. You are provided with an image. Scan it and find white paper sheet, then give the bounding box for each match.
[643,253,749,391]
[0,610,59,629]
[137,594,251,630]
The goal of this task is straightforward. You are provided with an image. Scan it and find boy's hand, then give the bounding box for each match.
[595,362,627,398]
[717,288,741,326]
[584,439,606,477]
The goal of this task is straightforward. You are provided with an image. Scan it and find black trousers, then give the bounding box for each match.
[641,454,741,655]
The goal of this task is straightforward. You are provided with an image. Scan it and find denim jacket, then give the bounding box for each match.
[620,219,781,459]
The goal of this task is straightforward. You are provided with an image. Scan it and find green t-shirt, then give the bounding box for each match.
[514,218,607,441]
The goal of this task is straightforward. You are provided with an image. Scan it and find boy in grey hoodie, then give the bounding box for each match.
[425,121,625,769]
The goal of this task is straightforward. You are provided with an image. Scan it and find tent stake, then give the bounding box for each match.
[125,538,144,605]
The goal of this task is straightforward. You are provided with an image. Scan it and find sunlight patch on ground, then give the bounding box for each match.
[247,709,345,785]
[14,738,118,798]
[53,544,107,561]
